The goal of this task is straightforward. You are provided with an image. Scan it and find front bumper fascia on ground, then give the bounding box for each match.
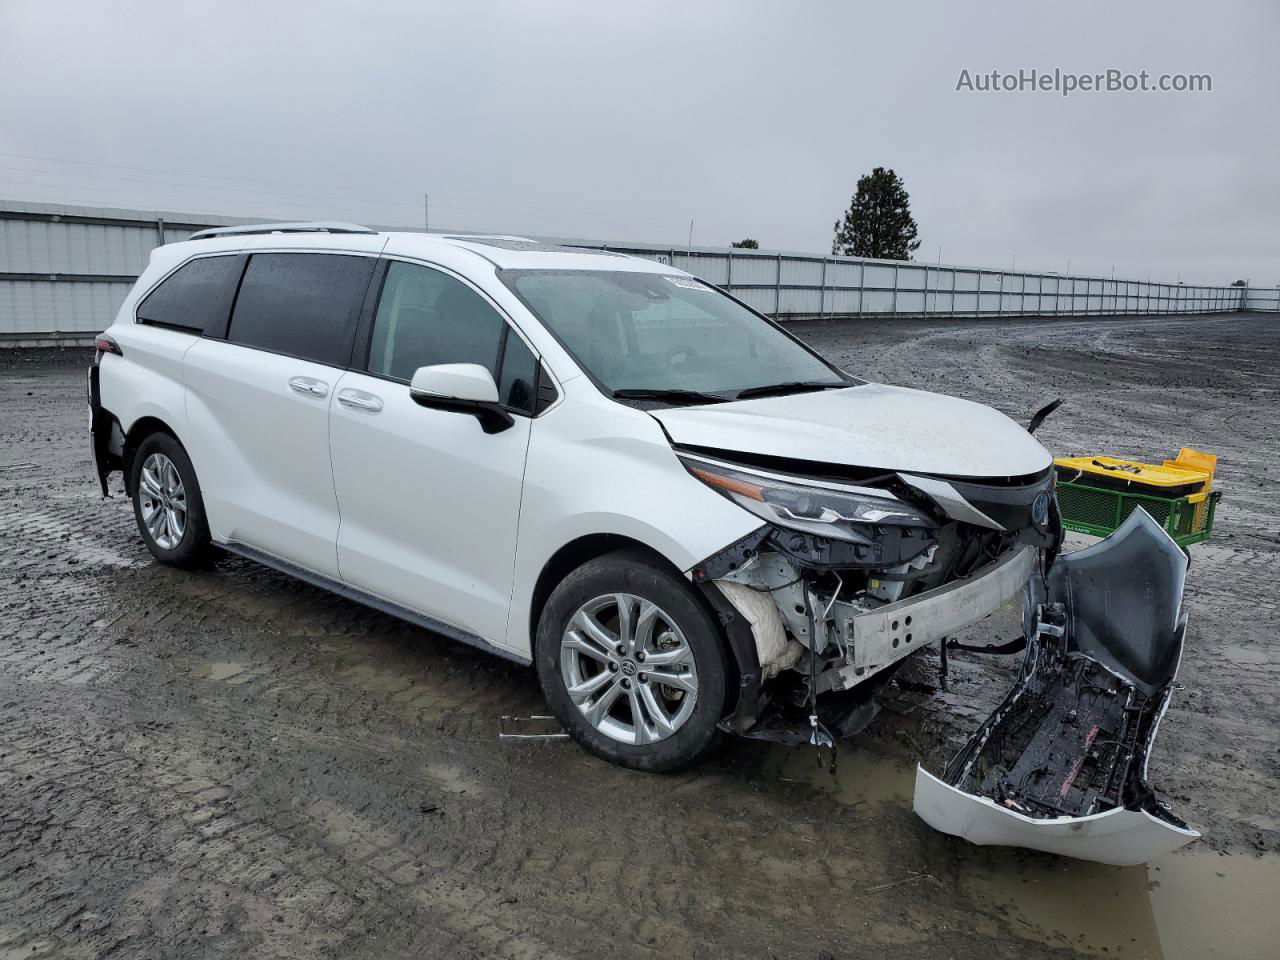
[913,509,1199,865]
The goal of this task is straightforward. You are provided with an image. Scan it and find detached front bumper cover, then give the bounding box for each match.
[913,508,1200,866]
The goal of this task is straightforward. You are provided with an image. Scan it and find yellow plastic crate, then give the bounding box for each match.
[1053,449,1220,548]
[1053,452,1213,494]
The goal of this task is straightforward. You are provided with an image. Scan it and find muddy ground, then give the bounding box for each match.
[1,312,1277,959]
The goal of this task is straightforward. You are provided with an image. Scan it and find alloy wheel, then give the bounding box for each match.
[559,593,699,745]
[138,452,187,550]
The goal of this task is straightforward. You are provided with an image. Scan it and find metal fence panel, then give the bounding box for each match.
[0,200,1268,343]
[1245,287,1280,311]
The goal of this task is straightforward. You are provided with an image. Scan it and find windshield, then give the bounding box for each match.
[500,269,850,400]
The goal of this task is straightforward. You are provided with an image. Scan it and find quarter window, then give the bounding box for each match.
[367,261,538,414]
[497,331,538,413]
[136,255,244,333]
[227,253,375,366]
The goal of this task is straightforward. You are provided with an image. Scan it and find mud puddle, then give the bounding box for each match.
[191,661,255,683]
[760,735,916,809]
[962,848,1280,959]
[764,739,1279,958]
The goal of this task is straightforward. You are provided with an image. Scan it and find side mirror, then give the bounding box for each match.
[409,363,514,434]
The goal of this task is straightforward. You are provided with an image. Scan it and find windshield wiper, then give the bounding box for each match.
[611,388,729,405]
[732,380,848,401]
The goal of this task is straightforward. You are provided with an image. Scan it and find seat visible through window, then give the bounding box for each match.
[367,260,538,414]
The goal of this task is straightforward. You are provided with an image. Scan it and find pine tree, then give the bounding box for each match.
[832,167,921,260]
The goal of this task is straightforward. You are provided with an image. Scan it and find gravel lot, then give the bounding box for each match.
[1,312,1277,959]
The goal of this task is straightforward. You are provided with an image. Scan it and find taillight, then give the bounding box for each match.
[94,334,122,364]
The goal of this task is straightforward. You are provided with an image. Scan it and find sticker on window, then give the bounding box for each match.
[664,276,708,291]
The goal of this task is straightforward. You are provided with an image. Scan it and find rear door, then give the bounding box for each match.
[329,258,539,645]
[184,252,376,577]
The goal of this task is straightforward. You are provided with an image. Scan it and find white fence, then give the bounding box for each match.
[572,241,1251,320]
[1244,286,1280,312]
[1,199,1273,345]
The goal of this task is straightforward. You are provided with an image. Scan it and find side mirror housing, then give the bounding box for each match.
[409,363,514,434]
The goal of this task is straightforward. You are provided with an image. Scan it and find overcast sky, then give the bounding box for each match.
[1,0,1276,284]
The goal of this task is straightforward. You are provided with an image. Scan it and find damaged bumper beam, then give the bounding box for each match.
[817,544,1036,693]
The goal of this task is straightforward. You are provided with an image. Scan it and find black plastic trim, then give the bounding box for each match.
[409,391,516,434]
[88,365,111,496]
[349,257,391,370]
[2,272,139,284]
[695,579,762,733]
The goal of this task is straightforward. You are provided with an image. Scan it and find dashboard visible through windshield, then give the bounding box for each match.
[499,269,853,403]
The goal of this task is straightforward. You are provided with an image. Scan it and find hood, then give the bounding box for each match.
[650,382,1052,479]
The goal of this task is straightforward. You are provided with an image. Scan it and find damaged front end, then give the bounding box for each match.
[683,449,1060,743]
[914,508,1198,865]
[684,449,1198,864]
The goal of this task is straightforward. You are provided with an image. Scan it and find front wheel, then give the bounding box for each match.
[535,551,728,771]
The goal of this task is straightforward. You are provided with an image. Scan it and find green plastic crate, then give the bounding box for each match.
[1055,477,1221,548]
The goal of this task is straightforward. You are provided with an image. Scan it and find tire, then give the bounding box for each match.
[129,431,214,569]
[535,550,728,772]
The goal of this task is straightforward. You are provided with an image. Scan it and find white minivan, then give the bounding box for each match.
[89,223,1196,862]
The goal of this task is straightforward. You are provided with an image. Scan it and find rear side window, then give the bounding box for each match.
[365,261,539,414]
[227,253,375,366]
[136,255,244,333]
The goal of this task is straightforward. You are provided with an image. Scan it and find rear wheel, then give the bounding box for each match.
[535,551,728,771]
[129,432,213,568]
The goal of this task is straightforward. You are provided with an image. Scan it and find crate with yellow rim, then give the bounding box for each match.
[1052,448,1221,548]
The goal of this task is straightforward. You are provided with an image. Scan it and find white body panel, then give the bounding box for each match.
[95,229,1050,658]
[93,242,215,441]
[183,338,344,576]
[329,369,531,650]
[913,767,1199,866]
[95,325,197,441]
[650,382,1052,478]
[503,375,763,654]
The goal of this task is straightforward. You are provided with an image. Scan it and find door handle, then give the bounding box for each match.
[288,376,329,399]
[337,389,383,413]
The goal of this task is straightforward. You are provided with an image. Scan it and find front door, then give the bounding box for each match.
[329,259,540,646]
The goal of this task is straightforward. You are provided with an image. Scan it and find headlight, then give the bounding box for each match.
[679,455,937,542]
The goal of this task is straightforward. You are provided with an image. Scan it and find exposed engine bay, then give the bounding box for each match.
[684,447,1060,743]
[684,447,1197,864]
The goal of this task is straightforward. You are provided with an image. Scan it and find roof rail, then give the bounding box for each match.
[443,233,537,243]
[189,221,376,241]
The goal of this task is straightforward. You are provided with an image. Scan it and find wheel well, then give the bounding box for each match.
[528,534,680,645]
[121,416,179,495]
[527,534,743,710]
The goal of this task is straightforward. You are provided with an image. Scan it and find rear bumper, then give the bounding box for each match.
[87,365,121,496]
